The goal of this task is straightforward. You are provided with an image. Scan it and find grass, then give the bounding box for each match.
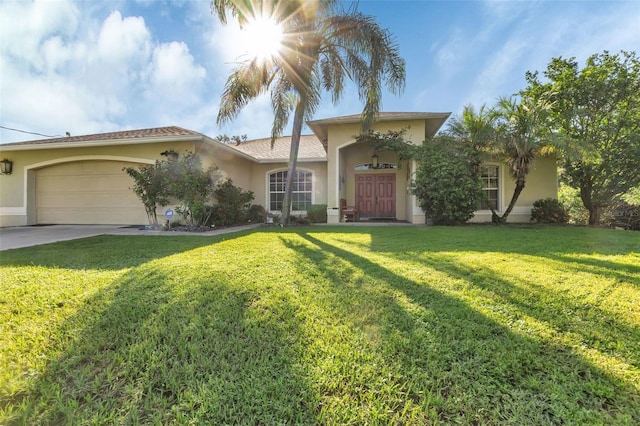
[0,225,639,424]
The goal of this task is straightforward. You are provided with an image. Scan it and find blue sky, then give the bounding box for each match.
[1,0,638,143]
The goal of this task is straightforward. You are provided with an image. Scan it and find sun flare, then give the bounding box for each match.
[241,16,283,62]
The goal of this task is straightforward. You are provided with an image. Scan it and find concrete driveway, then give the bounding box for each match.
[0,224,259,251]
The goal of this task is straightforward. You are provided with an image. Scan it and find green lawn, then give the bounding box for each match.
[1,226,639,424]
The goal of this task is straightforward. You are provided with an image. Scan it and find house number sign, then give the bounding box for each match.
[165,209,174,219]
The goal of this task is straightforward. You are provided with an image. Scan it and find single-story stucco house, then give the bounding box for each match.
[0,112,558,227]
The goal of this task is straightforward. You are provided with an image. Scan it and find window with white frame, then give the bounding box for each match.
[269,170,312,212]
[480,165,499,210]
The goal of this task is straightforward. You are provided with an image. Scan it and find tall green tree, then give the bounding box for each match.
[212,0,405,224]
[522,51,640,225]
[492,96,554,223]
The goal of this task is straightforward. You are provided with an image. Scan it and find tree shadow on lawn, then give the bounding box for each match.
[315,224,638,259]
[0,230,258,271]
[7,256,317,424]
[282,232,640,424]
[380,248,640,369]
[545,253,640,287]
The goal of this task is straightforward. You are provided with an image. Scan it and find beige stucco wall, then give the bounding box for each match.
[196,142,254,191]
[470,155,558,223]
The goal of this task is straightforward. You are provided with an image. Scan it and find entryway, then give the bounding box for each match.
[356,174,396,219]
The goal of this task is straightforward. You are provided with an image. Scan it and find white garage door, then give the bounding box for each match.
[36,160,149,225]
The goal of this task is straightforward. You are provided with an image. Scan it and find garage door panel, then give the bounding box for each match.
[38,176,136,193]
[36,160,148,225]
[37,191,140,207]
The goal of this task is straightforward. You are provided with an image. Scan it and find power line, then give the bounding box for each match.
[0,125,63,138]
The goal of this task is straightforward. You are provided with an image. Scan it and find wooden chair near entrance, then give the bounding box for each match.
[340,198,359,222]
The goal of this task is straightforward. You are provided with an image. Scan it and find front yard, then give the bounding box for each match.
[1,226,639,424]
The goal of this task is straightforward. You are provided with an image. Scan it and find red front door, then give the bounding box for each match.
[356,174,396,218]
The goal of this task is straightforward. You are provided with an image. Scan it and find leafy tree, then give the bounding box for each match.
[212,0,405,225]
[522,51,640,225]
[355,129,417,160]
[412,136,483,225]
[622,186,640,206]
[124,162,170,227]
[491,96,555,223]
[214,134,248,145]
[169,152,220,227]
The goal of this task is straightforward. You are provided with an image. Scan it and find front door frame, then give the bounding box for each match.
[356,173,396,218]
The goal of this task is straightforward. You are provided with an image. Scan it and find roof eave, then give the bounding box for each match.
[307,112,453,143]
[0,134,204,152]
[255,157,328,164]
[202,135,259,162]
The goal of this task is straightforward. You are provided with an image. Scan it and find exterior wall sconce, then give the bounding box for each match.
[371,154,379,169]
[160,150,179,161]
[0,158,13,175]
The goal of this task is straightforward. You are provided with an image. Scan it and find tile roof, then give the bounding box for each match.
[1,126,201,147]
[227,134,327,161]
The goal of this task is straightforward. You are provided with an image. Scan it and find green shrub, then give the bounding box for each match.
[210,179,255,227]
[531,198,569,224]
[558,183,588,225]
[290,215,311,225]
[306,204,327,223]
[412,136,483,225]
[247,204,267,223]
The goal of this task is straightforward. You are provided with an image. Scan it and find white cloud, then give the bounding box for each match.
[97,11,151,65]
[0,0,79,65]
[149,41,206,89]
[0,1,215,142]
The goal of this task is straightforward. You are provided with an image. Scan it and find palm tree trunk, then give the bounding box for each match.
[279,96,307,225]
[499,178,525,222]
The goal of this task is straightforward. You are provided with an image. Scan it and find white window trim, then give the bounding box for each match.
[265,168,314,214]
[478,163,502,212]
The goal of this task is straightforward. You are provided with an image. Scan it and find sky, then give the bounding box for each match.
[1,0,638,144]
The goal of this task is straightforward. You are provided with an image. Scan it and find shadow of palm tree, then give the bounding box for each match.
[8,245,317,424]
[279,231,639,423]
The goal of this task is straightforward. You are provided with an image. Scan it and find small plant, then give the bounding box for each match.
[247,204,266,223]
[290,215,311,225]
[530,198,569,224]
[558,183,588,225]
[306,204,327,223]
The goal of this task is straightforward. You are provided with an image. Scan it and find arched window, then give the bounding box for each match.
[269,170,313,212]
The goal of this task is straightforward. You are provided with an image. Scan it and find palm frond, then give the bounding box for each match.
[270,75,295,146]
[217,62,275,125]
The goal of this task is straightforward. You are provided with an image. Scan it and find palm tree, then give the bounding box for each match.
[211,0,405,224]
[446,103,497,151]
[493,96,554,222]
